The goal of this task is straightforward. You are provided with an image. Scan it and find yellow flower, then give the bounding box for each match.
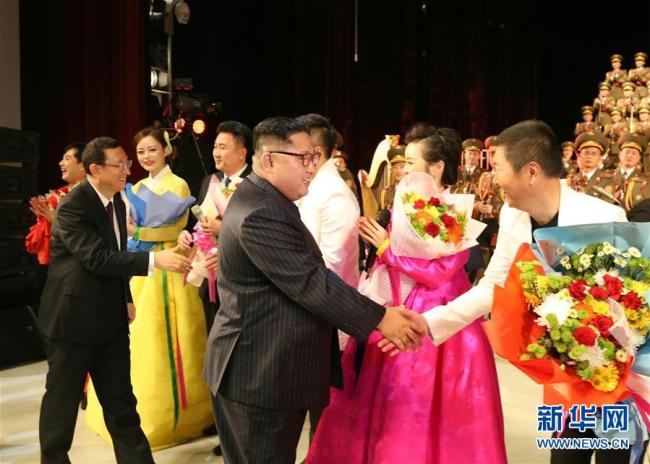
[524,291,541,306]
[626,308,650,335]
[585,295,610,315]
[590,364,620,392]
[628,281,650,297]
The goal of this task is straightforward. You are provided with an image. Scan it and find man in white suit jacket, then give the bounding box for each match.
[418,121,627,344]
[296,113,361,443]
[389,120,631,464]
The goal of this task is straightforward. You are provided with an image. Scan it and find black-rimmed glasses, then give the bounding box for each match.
[267,151,319,167]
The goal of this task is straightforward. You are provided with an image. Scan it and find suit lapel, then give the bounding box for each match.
[80,181,119,250]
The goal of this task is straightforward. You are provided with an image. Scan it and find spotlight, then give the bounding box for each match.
[174,117,186,133]
[192,118,206,136]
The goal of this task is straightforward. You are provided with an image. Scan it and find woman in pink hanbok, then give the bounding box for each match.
[306,123,506,464]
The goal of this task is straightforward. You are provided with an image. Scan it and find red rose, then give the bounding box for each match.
[428,197,441,207]
[589,286,609,300]
[440,214,457,228]
[573,327,597,346]
[592,315,614,335]
[603,275,623,301]
[424,222,440,237]
[568,280,587,301]
[621,291,643,310]
[414,199,426,210]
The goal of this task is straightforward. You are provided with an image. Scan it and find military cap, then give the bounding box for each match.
[598,82,611,91]
[638,107,650,114]
[610,54,623,63]
[561,141,575,149]
[575,132,608,152]
[387,144,406,164]
[462,138,483,152]
[619,133,648,152]
[610,108,623,116]
[634,52,648,62]
[581,105,595,114]
[623,82,637,91]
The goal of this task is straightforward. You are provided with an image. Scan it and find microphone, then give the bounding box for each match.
[190,205,205,223]
[365,208,392,272]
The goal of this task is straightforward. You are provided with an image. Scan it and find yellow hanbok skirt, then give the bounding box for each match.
[85,241,213,449]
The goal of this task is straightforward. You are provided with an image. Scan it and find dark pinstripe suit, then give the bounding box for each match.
[203,172,385,463]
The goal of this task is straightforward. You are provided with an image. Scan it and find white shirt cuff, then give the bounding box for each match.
[148,252,155,276]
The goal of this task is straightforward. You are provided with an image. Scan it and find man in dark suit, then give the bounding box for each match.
[203,117,426,463]
[38,137,192,464]
[178,121,254,455]
[179,120,254,331]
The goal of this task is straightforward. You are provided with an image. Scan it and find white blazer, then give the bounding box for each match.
[297,158,360,288]
[424,182,628,344]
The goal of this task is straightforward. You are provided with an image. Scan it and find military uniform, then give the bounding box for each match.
[593,82,617,116]
[633,107,650,137]
[605,54,628,99]
[453,138,485,194]
[616,82,641,116]
[624,173,650,211]
[574,106,599,136]
[561,141,577,177]
[567,132,620,206]
[629,52,650,97]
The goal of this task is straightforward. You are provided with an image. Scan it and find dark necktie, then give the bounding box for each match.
[224,177,231,188]
[106,201,114,224]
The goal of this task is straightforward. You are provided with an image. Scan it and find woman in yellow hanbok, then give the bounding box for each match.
[85,127,213,449]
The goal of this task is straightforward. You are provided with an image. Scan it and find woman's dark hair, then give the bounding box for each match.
[63,142,86,163]
[134,127,172,163]
[404,122,462,185]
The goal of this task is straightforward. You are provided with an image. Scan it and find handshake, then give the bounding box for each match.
[376,306,431,355]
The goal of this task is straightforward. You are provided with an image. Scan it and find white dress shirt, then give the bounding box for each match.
[89,179,154,274]
[204,164,249,218]
[424,182,628,344]
[297,158,360,288]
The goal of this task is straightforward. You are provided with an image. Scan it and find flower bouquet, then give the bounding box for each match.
[358,172,485,305]
[125,182,195,252]
[484,222,650,410]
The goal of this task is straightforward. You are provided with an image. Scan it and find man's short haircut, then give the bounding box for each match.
[253,117,309,159]
[296,113,336,158]
[82,137,121,173]
[63,142,87,163]
[217,120,253,161]
[494,120,563,178]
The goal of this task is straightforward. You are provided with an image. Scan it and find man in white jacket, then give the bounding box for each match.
[296,113,361,443]
[380,120,631,463]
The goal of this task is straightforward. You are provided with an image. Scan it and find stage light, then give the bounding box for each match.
[192,118,206,136]
[174,117,186,133]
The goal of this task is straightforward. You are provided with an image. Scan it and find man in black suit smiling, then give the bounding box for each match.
[38,137,192,464]
[203,117,426,463]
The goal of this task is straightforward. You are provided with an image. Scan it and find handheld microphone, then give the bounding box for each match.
[365,208,392,272]
[190,205,206,223]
